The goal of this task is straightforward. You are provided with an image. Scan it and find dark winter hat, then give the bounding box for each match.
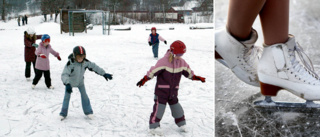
[73,46,86,57]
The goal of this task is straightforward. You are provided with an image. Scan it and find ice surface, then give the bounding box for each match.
[0,16,213,136]
[215,0,320,136]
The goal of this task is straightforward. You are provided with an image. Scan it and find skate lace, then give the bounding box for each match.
[243,45,262,72]
[289,42,319,84]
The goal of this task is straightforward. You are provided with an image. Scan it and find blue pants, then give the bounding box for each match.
[60,84,93,117]
[152,43,159,58]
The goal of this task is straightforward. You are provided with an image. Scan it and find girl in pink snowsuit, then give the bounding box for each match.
[137,40,206,131]
[32,34,61,89]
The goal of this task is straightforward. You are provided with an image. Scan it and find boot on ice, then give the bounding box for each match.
[255,35,320,107]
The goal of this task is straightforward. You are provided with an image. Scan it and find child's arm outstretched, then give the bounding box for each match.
[49,47,61,61]
[86,61,113,81]
[136,60,165,87]
[182,62,206,83]
[158,35,167,45]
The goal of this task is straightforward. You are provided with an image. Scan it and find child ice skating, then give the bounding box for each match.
[137,40,206,135]
[59,46,113,120]
[32,34,61,89]
[148,27,167,59]
[24,27,42,81]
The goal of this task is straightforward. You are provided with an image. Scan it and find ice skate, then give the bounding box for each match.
[255,35,320,108]
[149,127,163,136]
[179,125,188,133]
[215,28,262,87]
[31,84,36,89]
[26,77,31,81]
[60,115,66,121]
[49,86,54,89]
[86,114,94,120]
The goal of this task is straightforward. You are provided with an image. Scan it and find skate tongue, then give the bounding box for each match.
[285,35,296,50]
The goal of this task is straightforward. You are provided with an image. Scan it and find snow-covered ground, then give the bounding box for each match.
[0,16,213,136]
[215,0,320,136]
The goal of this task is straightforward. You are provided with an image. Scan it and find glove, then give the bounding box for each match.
[164,41,167,45]
[65,84,72,94]
[192,75,206,83]
[57,56,61,61]
[148,42,152,46]
[39,54,46,58]
[136,75,149,87]
[32,43,39,48]
[103,73,113,81]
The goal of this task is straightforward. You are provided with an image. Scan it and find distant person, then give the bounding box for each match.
[22,16,25,25]
[148,27,167,59]
[59,46,113,120]
[24,27,42,81]
[17,16,20,26]
[25,15,28,25]
[137,40,206,135]
[32,34,61,89]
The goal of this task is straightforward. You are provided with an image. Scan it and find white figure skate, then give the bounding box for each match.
[255,35,320,108]
[215,28,262,87]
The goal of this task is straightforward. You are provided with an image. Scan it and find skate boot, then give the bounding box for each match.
[149,127,163,136]
[257,35,320,104]
[215,28,262,87]
[179,125,188,133]
[31,84,36,89]
[86,114,94,120]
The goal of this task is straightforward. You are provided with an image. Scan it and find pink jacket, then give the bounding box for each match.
[146,50,194,98]
[35,42,59,71]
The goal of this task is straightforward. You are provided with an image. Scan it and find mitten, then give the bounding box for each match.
[39,54,46,58]
[103,73,113,81]
[136,75,149,87]
[192,75,206,83]
[65,84,72,94]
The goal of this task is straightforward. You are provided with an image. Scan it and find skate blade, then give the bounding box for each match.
[216,59,229,68]
[254,99,320,108]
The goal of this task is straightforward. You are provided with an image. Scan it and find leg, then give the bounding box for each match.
[78,85,93,115]
[32,69,43,85]
[227,0,266,40]
[25,62,31,78]
[32,56,37,75]
[168,97,185,127]
[152,44,156,58]
[149,95,167,129]
[259,0,289,45]
[60,89,72,117]
[43,70,52,88]
[154,43,159,58]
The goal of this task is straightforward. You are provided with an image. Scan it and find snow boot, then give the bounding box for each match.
[258,35,320,100]
[215,27,262,87]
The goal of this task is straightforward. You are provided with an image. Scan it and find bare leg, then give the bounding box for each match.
[259,0,289,45]
[227,0,266,40]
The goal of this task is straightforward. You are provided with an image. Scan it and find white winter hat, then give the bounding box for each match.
[26,27,35,34]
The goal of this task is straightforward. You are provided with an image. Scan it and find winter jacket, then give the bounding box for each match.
[35,42,59,71]
[146,50,194,98]
[24,32,42,62]
[61,54,106,87]
[148,33,165,44]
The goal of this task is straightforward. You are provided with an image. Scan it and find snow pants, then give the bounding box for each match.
[32,69,51,88]
[152,43,159,58]
[25,60,36,78]
[149,95,186,129]
[59,84,93,117]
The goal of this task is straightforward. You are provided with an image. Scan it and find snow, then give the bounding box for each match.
[0,16,213,136]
